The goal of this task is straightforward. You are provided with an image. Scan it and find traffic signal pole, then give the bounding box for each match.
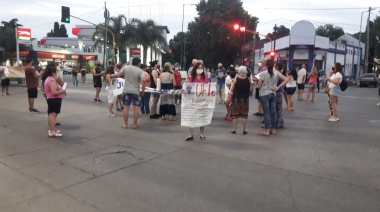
[68,15,116,64]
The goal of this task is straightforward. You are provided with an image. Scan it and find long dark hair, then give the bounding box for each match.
[266,59,274,78]
[106,65,114,75]
[335,62,342,74]
[289,68,298,81]
[45,62,57,77]
[190,62,205,82]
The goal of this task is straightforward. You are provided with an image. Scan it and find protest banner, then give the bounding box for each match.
[7,66,25,78]
[112,78,124,96]
[181,83,216,127]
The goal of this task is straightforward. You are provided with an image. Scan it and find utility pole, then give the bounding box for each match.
[103,1,110,69]
[364,7,372,74]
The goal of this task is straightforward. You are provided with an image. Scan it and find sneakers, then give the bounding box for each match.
[29,108,40,113]
[108,112,117,117]
[48,130,62,137]
[328,117,340,122]
[226,116,233,121]
[93,98,97,102]
[93,99,102,103]
[97,99,102,103]
[149,114,160,119]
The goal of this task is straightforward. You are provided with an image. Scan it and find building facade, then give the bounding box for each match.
[244,20,364,79]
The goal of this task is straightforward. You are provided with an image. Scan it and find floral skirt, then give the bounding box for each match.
[231,97,249,119]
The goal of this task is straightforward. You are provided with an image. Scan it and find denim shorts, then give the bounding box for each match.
[308,83,316,88]
[329,86,340,96]
[122,93,141,106]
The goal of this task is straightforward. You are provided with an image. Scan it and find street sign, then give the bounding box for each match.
[130,48,141,57]
[16,28,31,40]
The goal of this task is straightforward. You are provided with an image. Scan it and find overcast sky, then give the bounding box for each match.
[0,0,378,42]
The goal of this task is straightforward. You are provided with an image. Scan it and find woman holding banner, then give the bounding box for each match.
[184,61,210,141]
[105,65,117,117]
[159,64,177,120]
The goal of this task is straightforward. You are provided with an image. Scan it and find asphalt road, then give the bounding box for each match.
[0,78,379,212]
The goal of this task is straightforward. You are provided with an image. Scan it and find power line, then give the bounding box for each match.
[264,7,379,11]
[29,9,103,29]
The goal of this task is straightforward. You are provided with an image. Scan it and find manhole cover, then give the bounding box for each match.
[94,151,135,165]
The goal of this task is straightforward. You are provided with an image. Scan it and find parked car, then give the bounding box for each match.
[60,66,72,75]
[360,73,378,87]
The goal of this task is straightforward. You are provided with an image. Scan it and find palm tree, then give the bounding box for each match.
[93,15,135,63]
[0,18,23,65]
[129,19,166,65]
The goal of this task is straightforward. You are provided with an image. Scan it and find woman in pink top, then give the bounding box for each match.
[44,63,66,137]
[305,66,318,103]
[184,62,209,141]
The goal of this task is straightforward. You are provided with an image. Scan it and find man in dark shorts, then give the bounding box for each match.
[25,57,44,113]
[92,60,104,103]
[111,57,146,128]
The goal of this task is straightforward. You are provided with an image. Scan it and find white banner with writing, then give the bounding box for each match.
[181,83,216,127]
[112,78,125,96]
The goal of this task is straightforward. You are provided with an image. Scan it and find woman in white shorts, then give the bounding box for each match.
[105,66,117,117]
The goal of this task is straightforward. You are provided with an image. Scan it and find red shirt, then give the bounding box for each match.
[173,70,182,86]
[25,66,39,89]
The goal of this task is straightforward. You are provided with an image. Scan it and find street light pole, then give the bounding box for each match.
[181,4,184,70]
[356,7,376,82]
[181,4,196,71]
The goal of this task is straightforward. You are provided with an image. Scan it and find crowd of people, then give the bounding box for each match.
[0,56,356,139]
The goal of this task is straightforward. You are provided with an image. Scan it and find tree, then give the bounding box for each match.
[128,18,165,65]
[166,32,185,64]
[176,0,259,69]
[46,22,68,37]
[93,15,136,63]
[267,24,290,40]
[0,18,22,65]
[315,24,344,39]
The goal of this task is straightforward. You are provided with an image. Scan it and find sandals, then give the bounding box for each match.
[184,135,194,141]
[48,130,62,137]
[257,131,269,136]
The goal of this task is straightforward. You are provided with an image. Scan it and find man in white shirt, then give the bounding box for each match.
[297,64,307,101]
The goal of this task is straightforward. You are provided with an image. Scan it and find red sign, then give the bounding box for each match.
[71,55,79,59]
[17,28,31,40]
[37,52,66,59]
[130,48,141,57]
[72,28,81,35]
[83,55,95,60]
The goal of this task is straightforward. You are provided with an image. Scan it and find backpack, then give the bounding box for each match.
[340,77,348,91]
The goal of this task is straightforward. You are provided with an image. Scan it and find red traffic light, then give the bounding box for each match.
[234,24,240,30]
[270,51,275,57]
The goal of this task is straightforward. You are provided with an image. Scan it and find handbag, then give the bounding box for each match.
[324,86,330,94]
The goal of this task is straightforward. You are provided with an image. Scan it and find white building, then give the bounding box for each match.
[248,20,364,79]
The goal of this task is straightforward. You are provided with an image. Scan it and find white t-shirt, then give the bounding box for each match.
[224,75,234,101]
[297,68,306,84]
[286,76,297,88]
[328,72,343,88]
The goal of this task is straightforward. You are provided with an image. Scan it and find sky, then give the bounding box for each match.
[0,0,379,43]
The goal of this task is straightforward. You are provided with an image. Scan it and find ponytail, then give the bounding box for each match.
[266,59,274,78]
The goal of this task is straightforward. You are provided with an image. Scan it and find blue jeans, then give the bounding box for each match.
[72,75,78,86]
[260,93,277,129]
[140,92,151,114]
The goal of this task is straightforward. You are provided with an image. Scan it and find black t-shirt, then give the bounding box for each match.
[93,67,102,81]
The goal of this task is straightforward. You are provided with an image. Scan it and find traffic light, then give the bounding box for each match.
[270,51,275,60]
[115,48,119,57]
[61,6,70,23]
[234,24,240,30]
